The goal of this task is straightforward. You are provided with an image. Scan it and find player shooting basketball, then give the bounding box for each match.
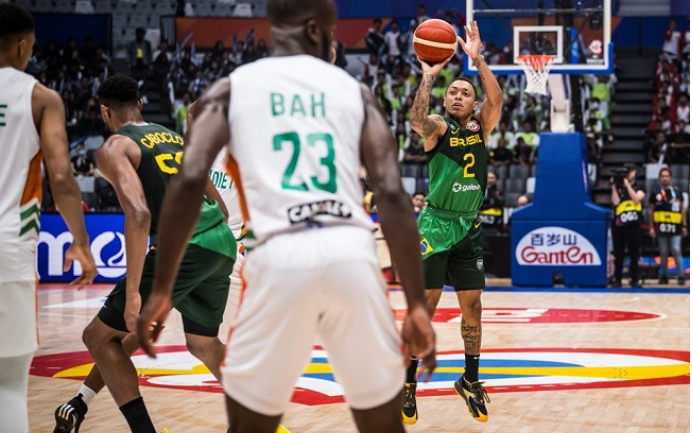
[403,21,502,425]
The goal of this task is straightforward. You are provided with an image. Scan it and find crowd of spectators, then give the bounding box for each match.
[24,36,116,212]
[30,3,623,214]
[645,19,690,165]
[360,6,616,209]
[28,28,274,212]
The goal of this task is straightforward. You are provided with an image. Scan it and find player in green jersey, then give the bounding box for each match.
[403,22,502,425]
[53,75,236,433]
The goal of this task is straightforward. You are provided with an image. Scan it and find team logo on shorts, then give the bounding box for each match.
[476,259,484,270]
[420,238,433,255]
[466,120,480,132]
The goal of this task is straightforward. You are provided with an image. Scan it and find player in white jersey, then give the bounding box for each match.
[0,5,97,433]
[137,0,437,432]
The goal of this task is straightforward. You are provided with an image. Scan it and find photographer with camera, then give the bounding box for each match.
[648,167,688,285]
[611,165,646,288]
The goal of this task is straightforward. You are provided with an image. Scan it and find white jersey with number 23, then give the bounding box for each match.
[227,55,373,243]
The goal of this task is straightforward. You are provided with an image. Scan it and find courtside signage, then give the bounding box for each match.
[38,214,129,283]
[516,226,602,266]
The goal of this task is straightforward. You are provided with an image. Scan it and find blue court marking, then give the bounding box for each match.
[386,285,689,294]
[422,285,691,294]
[481,286,690,294]
[302,359,581,382]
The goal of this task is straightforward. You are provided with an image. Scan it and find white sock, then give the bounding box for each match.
[76,384,97,406]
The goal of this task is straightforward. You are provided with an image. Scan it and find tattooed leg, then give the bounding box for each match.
[457,290,483,382]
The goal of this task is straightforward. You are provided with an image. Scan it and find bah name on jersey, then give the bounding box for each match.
[288,199,352,224]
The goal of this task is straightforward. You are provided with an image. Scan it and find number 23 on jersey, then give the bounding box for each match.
[273,132,337,194]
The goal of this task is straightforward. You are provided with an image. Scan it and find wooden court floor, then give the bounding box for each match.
[29,280,690,433]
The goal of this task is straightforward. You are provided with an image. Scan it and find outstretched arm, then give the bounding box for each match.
[459,21,503,137]
[410,57,452,152]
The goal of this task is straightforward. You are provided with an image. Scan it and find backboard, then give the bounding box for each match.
[463,0,613,76]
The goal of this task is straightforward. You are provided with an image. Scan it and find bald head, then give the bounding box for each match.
[267,0,336,26]
[267,0,336,61]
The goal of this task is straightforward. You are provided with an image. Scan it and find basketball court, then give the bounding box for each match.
[29,281,689,432]
[11,0,691,431]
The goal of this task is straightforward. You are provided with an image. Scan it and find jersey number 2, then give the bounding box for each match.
[463,153,475,178]
[273,132,337,193]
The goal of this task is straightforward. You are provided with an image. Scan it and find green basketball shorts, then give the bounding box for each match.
[102,244,235,335]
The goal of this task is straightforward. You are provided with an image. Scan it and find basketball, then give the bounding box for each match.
[413,19,458,64]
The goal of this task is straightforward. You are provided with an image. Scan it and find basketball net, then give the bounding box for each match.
[516,55,555,96]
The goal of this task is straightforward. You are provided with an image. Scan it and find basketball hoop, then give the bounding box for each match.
[517,55,555,96]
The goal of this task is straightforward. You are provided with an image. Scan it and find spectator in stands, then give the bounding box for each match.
[487,121,513,149]
[658,106,673,134]
[516,194,531,209]
[411,191,426,214]
[61,89,78,125]
[515,121,540,151]
[153,39,172,82]
[176,92,192,135]
[211,40,226,63]
[479,172,504,230]
[219,51,237,76]
[416,3,431,24]
[522,95,543,126]
[400,19,418,58]
[648,130,672,165]
[586,133,601,164]
[384,19,401,59]
[676,93,689,130]
[403,131,426,165]
[257,39,270,58]
[242,40,259,63]
[188,69,208,99]
[669,123,690,163]
[663,19,682,61]
[590,75,613,118]
[365,18,385,57]
[128,27,152,83]
[648,167,687,285]
[489,137,513,167]
[332,39,347,69]
[512,137,534,166]
[71,144,94,177]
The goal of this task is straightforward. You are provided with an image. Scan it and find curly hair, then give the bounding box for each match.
[97,74,139,110]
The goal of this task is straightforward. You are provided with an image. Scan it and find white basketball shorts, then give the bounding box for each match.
[221,225,404,416]
[225,243,246,319]
[0,280,38,357]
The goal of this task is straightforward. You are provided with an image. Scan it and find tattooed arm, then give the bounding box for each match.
[459,21,503,140]
[410,56,452,152]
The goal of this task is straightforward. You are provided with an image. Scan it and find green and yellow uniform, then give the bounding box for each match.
[419,116,487,290]
[104,123,236,335]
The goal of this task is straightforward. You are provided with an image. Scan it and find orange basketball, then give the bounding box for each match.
[413,19,458,64]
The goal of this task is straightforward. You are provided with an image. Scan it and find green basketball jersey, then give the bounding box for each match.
[425,116,488,216]
[115,123,235,259]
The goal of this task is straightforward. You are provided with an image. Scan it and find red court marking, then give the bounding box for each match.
[393,308,662,324]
